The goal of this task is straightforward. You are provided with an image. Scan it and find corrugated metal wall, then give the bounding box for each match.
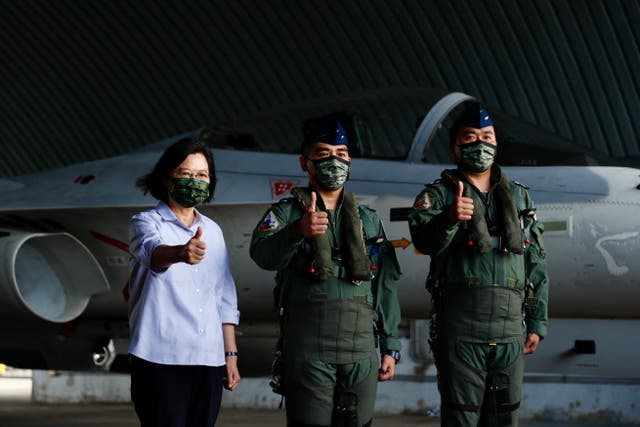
[0,0,638,176]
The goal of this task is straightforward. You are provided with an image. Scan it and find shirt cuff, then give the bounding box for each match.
[527,321,547,339]
[379,336,401,354]
[221,309,240,325]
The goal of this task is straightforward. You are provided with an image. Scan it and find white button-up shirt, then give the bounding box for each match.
[128,201,240,367]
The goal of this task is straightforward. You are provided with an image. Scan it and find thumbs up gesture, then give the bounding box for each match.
[183,226,207,265]
[449,181,474,224]
[297,191,329,238]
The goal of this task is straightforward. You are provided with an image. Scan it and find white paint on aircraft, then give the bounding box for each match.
[594,231,639,276]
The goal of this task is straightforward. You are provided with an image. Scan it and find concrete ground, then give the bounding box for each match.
[0,401,635,427]
[0,400,439,427]
[0,377,636,427]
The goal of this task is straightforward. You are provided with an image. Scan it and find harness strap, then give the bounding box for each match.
[291,187,371,283]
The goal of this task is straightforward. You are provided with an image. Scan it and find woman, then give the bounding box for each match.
[128,137,240,427]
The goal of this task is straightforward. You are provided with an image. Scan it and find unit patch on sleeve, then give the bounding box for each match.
[413,191,432,209]
[258,210,280,231]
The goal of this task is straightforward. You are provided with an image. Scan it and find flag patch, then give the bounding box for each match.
[271,179,298,198]
[258,211,279,231]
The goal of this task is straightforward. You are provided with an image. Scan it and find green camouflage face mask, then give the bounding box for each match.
[169,178,210,208]
[312,156,350,191]
[458,140,496,173]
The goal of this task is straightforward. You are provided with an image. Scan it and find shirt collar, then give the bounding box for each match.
[156,201,204,227]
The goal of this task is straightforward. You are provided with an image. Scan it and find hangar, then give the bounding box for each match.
[1,0,639,177]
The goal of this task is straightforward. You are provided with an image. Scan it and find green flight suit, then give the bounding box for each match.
[250,187,402,427]
[408,166,549,427]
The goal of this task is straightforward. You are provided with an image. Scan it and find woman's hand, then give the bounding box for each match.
[224,356,241,391]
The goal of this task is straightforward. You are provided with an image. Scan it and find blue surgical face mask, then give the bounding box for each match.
[311,156,350,191]
[457,140,496,173]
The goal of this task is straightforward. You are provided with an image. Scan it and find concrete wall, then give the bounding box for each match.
[31,370,640,423]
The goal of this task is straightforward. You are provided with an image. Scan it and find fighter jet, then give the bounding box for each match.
[0,93,638,378]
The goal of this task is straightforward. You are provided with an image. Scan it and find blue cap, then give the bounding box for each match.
[449,103,494,141]
[302,115,349,151]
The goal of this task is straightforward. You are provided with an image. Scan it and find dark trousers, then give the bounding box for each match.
[435,338,524,427]
[130,355,225,427]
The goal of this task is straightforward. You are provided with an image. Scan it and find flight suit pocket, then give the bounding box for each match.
[455,340,486,372]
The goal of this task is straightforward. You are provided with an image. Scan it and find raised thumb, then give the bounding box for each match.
[309,191,317,212]
[194,226,203,240]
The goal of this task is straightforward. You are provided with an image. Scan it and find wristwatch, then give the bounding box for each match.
[384,350,401,363]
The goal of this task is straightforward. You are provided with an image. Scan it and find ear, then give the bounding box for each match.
[299,156,309,172]
[449,140,460,163]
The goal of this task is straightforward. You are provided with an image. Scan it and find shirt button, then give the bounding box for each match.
[195,268,198,273]
[196,288,200,293]
[199,328,204,334]
[199,308,203,313]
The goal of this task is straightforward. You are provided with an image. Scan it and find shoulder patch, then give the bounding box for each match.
[513,180,529,189]
[257,210,280,231]
[413,190,434,209]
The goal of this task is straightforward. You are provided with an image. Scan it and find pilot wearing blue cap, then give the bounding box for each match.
[409,103,549,426]
[299,115,352,191]
[251,114,402,427]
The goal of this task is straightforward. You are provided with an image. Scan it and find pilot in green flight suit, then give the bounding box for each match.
[408,103,549,427]
[250,114,402,427]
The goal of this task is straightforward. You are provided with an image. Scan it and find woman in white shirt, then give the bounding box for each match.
[128,137,240,427]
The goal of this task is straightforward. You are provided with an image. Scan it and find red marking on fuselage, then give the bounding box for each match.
[90,230,130,253]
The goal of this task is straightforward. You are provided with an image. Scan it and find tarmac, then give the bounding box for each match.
[0,377,637,427]
[1,401,633,427]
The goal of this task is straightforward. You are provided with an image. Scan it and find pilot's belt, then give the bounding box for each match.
[306,293,369,304]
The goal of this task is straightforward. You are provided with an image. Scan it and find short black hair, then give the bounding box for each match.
[449,102,495,143]
[136,137,216,203]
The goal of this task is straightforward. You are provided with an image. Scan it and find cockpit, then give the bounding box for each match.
[201,91,604,166]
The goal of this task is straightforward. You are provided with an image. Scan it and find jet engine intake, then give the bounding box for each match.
[0,230,109,323]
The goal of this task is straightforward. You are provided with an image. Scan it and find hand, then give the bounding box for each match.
[183,226,206,265]
[378,355,396,381]
[449,181,474,224]
[524,333,541,355]
[224,357,241,391]
[296,191,328,238]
